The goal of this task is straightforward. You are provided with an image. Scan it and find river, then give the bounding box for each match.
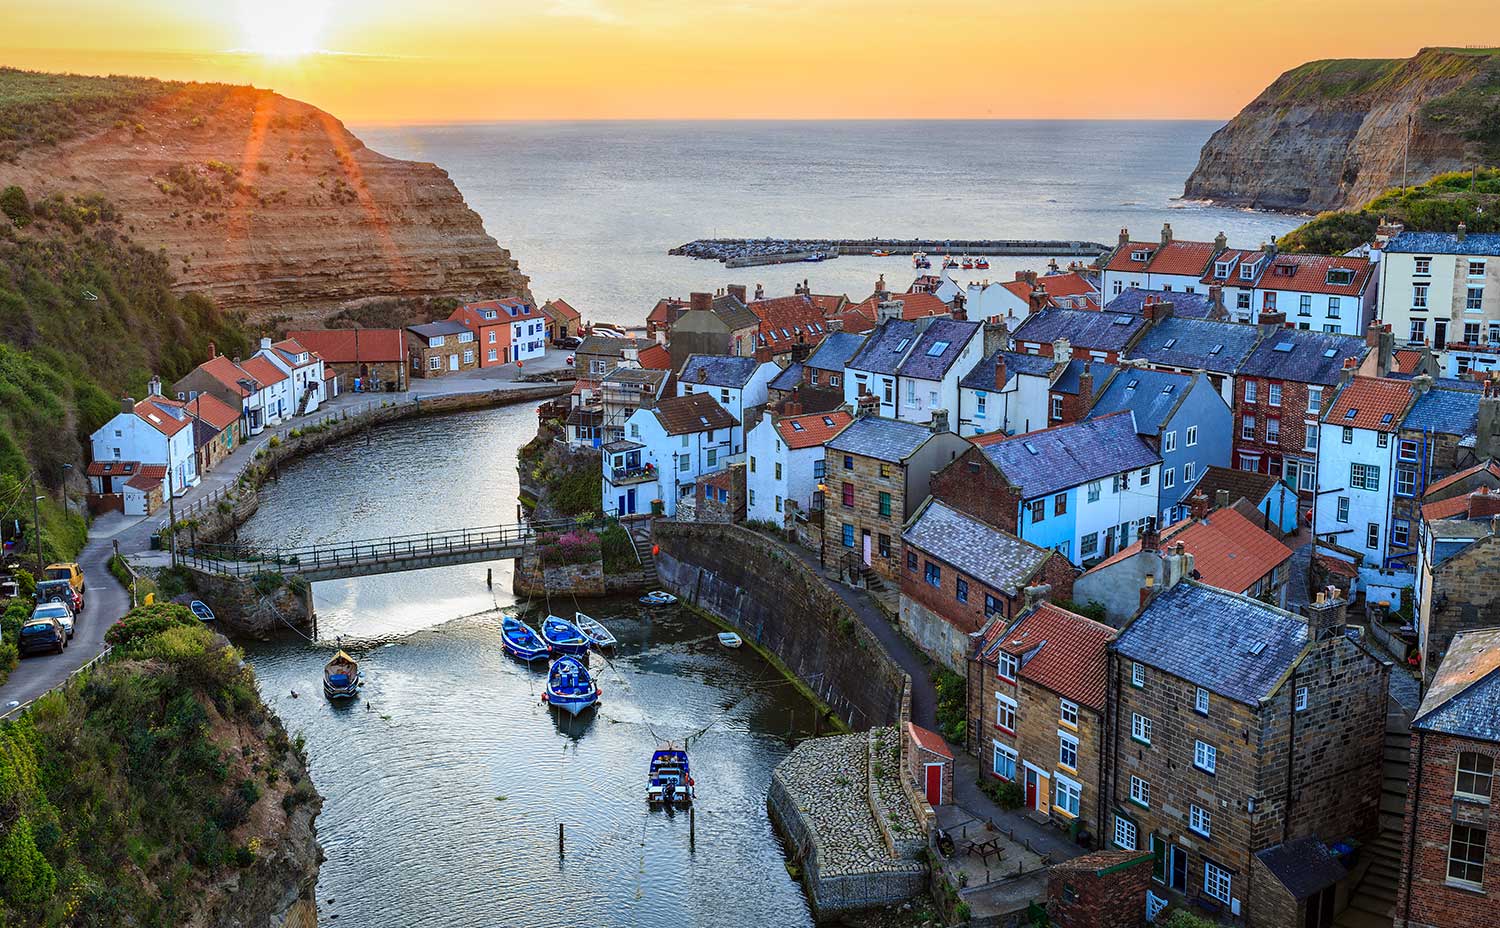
[237,403,819,928]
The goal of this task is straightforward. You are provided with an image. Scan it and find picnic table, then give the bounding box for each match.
[966,835,1004,865]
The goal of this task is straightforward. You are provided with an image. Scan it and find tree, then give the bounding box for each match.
[0,185,30,227]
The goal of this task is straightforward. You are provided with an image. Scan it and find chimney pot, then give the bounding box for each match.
[690,291,712,313]
[1214,488,1230,511]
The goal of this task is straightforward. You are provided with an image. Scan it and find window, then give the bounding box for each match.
[842,523,855,547]
[879,462,892,479]
[1393,520,1410,549]
[487,348,498,361]
[1327,296,1342,318]
[976,392,987,417]
[1115,471,1131,493]
[1413,282,1429,308]
[1058,731,1079,771]
[1296,686,1309,711]
[1268,383,1282,407]
[1114,816,1138,851]
[841,482,854,507]
[1351,462,1381,491]
[878,491,892,517]
[1470,259,1487,277]
[1130,776,1151,808]
[428,356,441,371]
[998,651,1018,682]
[813,459,825,479]
[1060,700,1079,728]
[1397,438,1420,463]
[992,742,1017,781]
[1457,752,1495,801]
[1080,532,1099,558]
[1366,522,1380,549]
[748,489,757,507]
[706,448,717,467]
[1410,320,1427,343]
[1244,380,1257,403]
[1190,804,1212,838]
[1298,294,1312,316]
[1164,431,1176,452]
[1337,496,1350,523]
[1194,740,1217,774]
[1204,862,1233,905]
[995,693,1016,733]
[1054,493,1067,516]
[1053,776,1081,818]
[955,576,969,604]
[1396,468,1416,497]
[1266,418,1280,443]
[1186,425,1197,447]
[906,550,918,571]
[1342,426,1353,444]
[1236,291,1251,310]
[775,495,783,512]
[1468,286,1485,312]
[1163,468,1175,490]
[924,561,941,588]
[679,455,690,472]
[843,454,854,470]
[1415,256,1432,276]
[1184,462,1195,483]
[1031,499,1046,523]
[1051,394,1063,421]
[1088,481,1102,503]
[1195,687,1210,715]
[1139,468,1151,487]
[1241,415,1255,440]
[1132,713,1153,744]
[1448,824,1487,887]
[1131,662,1145,688]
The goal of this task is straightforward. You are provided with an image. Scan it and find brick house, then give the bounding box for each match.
[449,300,513,367]
[1048,849,1155,928]
[541,298,583,341]
[1108,579,1389,923]
[286,328,408,392]
[900,497,1075,671]
[576,335,657,383]
[1394,627,1500,928]
[969,603,1117,841]
[407,321,479,377]
[907,722,955,807]
[693,464,746,524]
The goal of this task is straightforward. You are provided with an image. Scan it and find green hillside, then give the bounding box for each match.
[0,69,176,162]
[1279,168,1500,255]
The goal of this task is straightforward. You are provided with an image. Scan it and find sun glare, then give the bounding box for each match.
[236,0,331,59]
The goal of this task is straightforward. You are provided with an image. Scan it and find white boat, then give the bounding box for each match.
[639,590,677,606]
[575,612,618,649]
[717,632,743,649]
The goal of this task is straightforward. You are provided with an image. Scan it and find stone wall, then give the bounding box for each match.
[185,569,314,640]
[512,557,606,598]
[1247,852,1300,928]
[1047,850,1154,928]
[653,520,907,730]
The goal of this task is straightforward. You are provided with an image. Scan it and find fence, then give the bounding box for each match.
[0,646,114,721]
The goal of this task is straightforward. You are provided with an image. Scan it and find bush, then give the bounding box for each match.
[934,668,967,744]
[104,603,199,654]
[0,185,31,227]
[1056,598,1108,623]
[598,521,637,573]
[537,529,601,567]
[1163,910,1219,928]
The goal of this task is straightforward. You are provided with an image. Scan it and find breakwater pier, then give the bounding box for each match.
[671,237,1111,267]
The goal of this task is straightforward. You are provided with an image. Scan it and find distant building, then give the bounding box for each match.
[89,387,199,497]
[286,328,408,392]
[1009,308,1150,364]
[1378,229,1500,367]
[540,298,583,341]
[957,350,1057,438]
[407,320,479,377]
[1101,225,1225,298]
[602,392,739,518]
[1123,315,1261,408]
[677,354,780,454]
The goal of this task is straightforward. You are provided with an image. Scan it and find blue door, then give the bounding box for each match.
[626,488,638,514]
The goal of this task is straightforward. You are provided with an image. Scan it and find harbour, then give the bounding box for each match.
[671,237,1112,267]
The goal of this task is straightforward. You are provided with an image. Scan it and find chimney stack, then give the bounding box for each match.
[1188,490,1210,521]
[207,340,216,360]
[1028,284,1050,315]
[1076,361,1095,412]
[1141,299,1175,323]
[1023,584,1052,609]
[1163,541,1194,590]
[1413,373,1434,396]
[120,395,136,414]
[1213,231,1227,252]
[754,283,765,301]
[877,299,905,325]
[855,392,880,418]
[1457,222,1468,244]
[875,274,886,294]
[1139,572,1155,611]
[690,291,712,313]
[1207,284,1227,320]
[1140,523,1160,553]
[1263,238,1278,258]
[727,284,747,304]
[929,409,950,434]
[993,355,1008,391]
[1052,338,1073,365]
[1257,309,1287,335]
[1118,228,1131,248]
[983,320,1010,357]
[1016,270,1039,287]
[259,336,272,351]
[1469,487,1500,518]
[1161,223,1174,246]
[147,376,162,397]
[1303,586,1348,641]
[1215,488,1231,511]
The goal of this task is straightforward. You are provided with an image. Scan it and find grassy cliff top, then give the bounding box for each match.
[0,68,180,159]
[1280,168,1500,255]
[1264,47,1500,103]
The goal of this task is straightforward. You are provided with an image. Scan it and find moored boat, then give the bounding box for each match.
[323,650,362,700]
[648,745,695,806]
[912,251,930,269]
[717,632,743,649]
[942,255,959,268]
[540,614,590,655]
[542,655,600,716]
[639,590,678,606]
[575,612,618,650]
[501,615,550,662]
[961,255,974,269]
[975,257,990,269]
[189,600,215,622]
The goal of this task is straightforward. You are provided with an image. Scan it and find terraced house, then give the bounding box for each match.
[406,320,479,377]
[1009,307,1150,364]
[1100,225,1225,298]
[1377,229,1500,374]
[1124,314,1262,408]
[841,315,983,431]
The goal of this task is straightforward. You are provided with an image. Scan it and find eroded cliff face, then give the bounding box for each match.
[1185,48,1500,213]
[0,83,528,324]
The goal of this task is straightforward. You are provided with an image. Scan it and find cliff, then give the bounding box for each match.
[1184,48,1500,213]
[0,69,529,325]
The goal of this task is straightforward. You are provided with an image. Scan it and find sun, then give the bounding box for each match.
[236,0,332,59]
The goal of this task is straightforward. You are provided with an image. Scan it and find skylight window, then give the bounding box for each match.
[791,421,805,431]
[1126,379,1140,390]
[1248,641,1268,656]
[1163,338,1177,349]
[1273,342,1294,353]
[1344,408,1358,419]
[1023,441,1039,455]
[1114,315,1134,325]
[926,340,951,356]
[1322,348,1337,358]
[1209,344,1223,355]
[895,338,911,352]
[1162,385,1174,394]
[1381,413,1393,424]
[823,417,835,426]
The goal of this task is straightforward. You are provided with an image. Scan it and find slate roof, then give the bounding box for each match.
[769,362,804,392]
[407,320,473,341]
[1185,465,1284,508]
[826,415,935,463]
[1085,368,1193,434]
[986,603,1118,711]
[1255,838,1348,900]
[1051,359,1115,395]
[898,318,981,381]
[960,350,1056,391]
[711,294,759,331]
[1114,580,1310,705]
[1412,626,1500,742]
[1404,388,1479,437]
[577,335,654,357]
[805,331,867,372]
[1105,289,1217,319]
[680,354,761,388]
[776,410,852,450]
[902,500,1052,603]
[602,367,669,390]
[1126,316,1261,374]
[1238,328,1367,386]
[1011,308,1147,353]
[651,392,739,436]
[1325,377,1414,433]
[1384,231,1500,256]
[1425,460,1500,498]
[978,412,1159,499]
[847,319,920,375]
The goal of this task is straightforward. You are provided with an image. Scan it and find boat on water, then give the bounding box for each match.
[975,257,990,269]
[189,600,215,622]
[802,252,828,263]
[912,252,931,269]
[501,615,550,662]
[540,614,590,656]
[575,612,618,650]
[323,650,362,700]
[717,632,743,649]
[639,590,678,606]
[942,255,959,268]
[542,655,600,716]
[961,256,974,269]
[647,746,695,806]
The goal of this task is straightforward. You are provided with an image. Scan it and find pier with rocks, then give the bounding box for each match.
[670,237,1111,267]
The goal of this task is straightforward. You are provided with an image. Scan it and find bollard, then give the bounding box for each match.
[690,806,696,851]
[559,822,565,858]
[487,568,493,589]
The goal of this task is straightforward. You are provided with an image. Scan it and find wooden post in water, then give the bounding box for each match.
[558,822,565,858]
[690,806,696,851]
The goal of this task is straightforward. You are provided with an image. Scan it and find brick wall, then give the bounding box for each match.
[824,448,908,580]
[1047,850,1154,928]
[1246,853,1300,928]
[1233,377,1314,490]
[907,735,955,807]
[930,446,1022,534]
[1422,535,1500,684]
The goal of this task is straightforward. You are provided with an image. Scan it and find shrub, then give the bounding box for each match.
[1056,598,1108,623]
[598,521,637,573]
[934,668,967,744]
[104,603,199,654]
[0,185,31,227]
[537,529,601,567]
[1163,910,1219,928]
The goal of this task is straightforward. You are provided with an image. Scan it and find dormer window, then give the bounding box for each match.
[1214,261,1232,277]
[1130,249,1151,263]
[1326,268,1354,286]
[1274,263,1296,277]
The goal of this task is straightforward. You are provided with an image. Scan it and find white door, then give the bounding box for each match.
[862,531,872,566]
[449,354,459,372]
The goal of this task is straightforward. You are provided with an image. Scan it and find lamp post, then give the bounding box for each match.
[60,463,72,516]
[31,477,44,576]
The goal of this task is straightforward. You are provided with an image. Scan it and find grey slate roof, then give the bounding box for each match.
[1404,388,1479,437]
[407,320,472,340]
[1412,626,1500,742]
[847,319,920,375]
[1255,838,1347,900]
[960,350,1056,390]
[981,411,1158,499]
[712,295,759,331]
[769,362,804,391]
[898,318,981,381]
[1237,329,1367,386]
[577,335,654,357]
[805,331,866,372]
[1011,307,1147,353]
[1085,368,1192,434]
[1114,580,1310,705]
[1127,317,1261,375]
[680,354,761,388]
[825,415,934,463]
[1052,359,1116,395]
[902,500,1050,596]
[1434,377,1484,393]
[1105,288,1217,319]
[1385,231,1500,256]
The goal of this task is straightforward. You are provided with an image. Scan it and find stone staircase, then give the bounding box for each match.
[627,524,660,587]
[1333,707,1412,928]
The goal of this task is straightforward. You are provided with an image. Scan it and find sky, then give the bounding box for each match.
[3,0,1495,123]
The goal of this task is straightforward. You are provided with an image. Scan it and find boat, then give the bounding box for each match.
[717,632,743,649]
[870,249,891,257]
[975,257,990,269]
[961,256,974,269]
[942,255,959,268]
[647,745,695,806]
[802,252,828,263]
[501,615,550,662]
[542,655,600,716]
[574,612,618,650]
[189,600,215,622]
[540,614,590,656]
[912,252,930,269]
[639,590,678,606]
[323,650,362,700]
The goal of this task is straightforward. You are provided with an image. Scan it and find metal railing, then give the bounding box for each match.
[0,646,114,721]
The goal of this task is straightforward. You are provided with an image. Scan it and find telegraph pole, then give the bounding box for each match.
[167,467,177,569]
[30,473,43,576]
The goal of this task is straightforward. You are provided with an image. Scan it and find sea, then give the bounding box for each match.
[356,119,1304,328]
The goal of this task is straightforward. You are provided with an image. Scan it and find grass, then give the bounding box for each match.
[1281,167,1500,255]
[0,68,174,161]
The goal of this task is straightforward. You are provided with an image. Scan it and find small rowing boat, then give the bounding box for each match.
[975,257,990,269]
[323,650,362,700]
[639,590,677,606]
[189,600,215,623]
[575,612,618,650]
[648,745,695,806]
[870,249,891,257]
[717,632,743,649]
[543,655,599,716]
[501,615,550,662]
[540,614,590,656]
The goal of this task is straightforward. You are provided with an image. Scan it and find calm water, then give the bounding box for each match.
[356,120,1303,327]
[239,405,818,928]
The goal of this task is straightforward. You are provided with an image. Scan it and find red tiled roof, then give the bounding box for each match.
[842,291,951,332]
[124,472,163,491]
[239,355,288,387]
[186,392,240,431]
[542,298,581,321]
[775,410,852,450]
[809,294,847,314]
[998,273,1100,312]
[271,339,319,367]
[648,298,689,326]
[286,329,406,364]
[1145,240,1219,277]
[1105,241,1157,273]
[1425,461,1500,498]
[1255,254,1374,297]
[1086,508,1291,595]
[637,344,673,370]
[750,295,828,351]
[134,398,192,438]
[195,355,256,396]
[1393,349,1424,374]
[1315,554,1359,579]
[1326,377,1413,433]
[85,460,140,478]
[907,722,954,760]
[995,603,1117,712]
[1199,248,1264,284]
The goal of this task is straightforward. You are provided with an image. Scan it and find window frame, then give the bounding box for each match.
[992,741,1017,781]
[1189,804,1212,839]
[1447,823,1487,888]
[1131,713,1153,746]
[1194,687,1210,716]
[994,692,1017,734]
[1194,740,1217,774]
[1456,751,1495,803]
[1114,815,1138,852]
[1204,861,1233,905]
[1129,775,1151,809]
[1058,730,1080,772]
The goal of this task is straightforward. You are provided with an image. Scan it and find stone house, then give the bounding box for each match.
[906,722,954,808]
[1246,835,1349,928]
[406,321,479,378]
[575,335,656,383]
[286,328,408,392]
[1047,849,1155,928]
[801,330,864,396]
[184,392,242,475]
[1009,307,1151,364]
[970,602,1117,840]
[1414,497,1500,683]
[540,298,583,341]
[901,498,1074,672]
[1394,627,1500,928]
[1108,579,1389,924]
[693,464,746,524]
[1181,466,1301,536]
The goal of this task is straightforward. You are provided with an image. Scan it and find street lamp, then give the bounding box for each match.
[32,493,45,576]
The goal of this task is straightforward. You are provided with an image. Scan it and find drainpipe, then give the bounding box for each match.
[1282,663,1298,843]
[1400,728,1425,928]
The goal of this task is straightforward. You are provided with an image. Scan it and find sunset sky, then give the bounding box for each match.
[3,0,1493,123]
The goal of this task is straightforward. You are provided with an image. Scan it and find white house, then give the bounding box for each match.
[1101,225,1224,299]
[502,297,549,363]
[603,392,740,518]
[1378,229,1500,374]
[236,354,293,429]
[964,271,1099,328]
[892,317,983,430]
[957,350,1058,438]
[253,337,330,416]
[746,408,852,524]
[677,354,778,453]
[90,385,199,495]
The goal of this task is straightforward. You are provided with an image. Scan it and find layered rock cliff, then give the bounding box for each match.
[1184,48,1500,213]
[0,72,529,325]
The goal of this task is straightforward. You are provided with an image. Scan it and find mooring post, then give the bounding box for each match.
[690,806,696,851]
[487,568,493,589]
[558,822,565,858]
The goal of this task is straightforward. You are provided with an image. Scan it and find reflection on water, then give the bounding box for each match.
[237,405,816,927]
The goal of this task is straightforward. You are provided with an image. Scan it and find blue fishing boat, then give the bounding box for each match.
[540,615,590,655]
[323,651,362,700]
[501,615,550,662]
[647,745,695,806]
[542,656,599,716]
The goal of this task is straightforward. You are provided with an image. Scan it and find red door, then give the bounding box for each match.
[925,764,943,806]
[1024,769,1037,808]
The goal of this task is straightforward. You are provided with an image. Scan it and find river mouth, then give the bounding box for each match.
[235,405,818,927]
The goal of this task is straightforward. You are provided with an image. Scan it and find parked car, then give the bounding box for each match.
[35,578,83,614]
[19,616,66,656]
[0,576,18,599]
[43,562,85,595]
[553,335,582,349]
[31,602,74,640]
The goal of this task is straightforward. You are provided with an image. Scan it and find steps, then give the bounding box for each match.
[627,524,660,587]
[1333,707,1412,928]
